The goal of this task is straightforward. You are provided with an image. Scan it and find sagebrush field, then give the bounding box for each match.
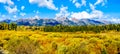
[0,30,120,54]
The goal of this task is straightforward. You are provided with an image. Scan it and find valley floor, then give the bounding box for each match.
[0,30,120,54]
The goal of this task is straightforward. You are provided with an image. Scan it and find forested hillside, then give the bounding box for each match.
[1,22,120,33]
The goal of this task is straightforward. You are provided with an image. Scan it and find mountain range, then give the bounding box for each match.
[0,17,116,26]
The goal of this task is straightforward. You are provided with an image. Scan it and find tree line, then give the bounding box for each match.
[0,22,17,30]
[43,24,120,33]
[1,22,120,33]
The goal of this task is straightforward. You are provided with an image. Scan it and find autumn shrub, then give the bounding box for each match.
[57,45,68,54]
[0,48,4,54]
[66,41,90,54]
[6,36,42,54]
[0,47,8,54]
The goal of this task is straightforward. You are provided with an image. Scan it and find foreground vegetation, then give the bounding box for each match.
[0,23,120,54]
[0,30,120,54]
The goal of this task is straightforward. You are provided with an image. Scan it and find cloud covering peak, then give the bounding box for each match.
[29,0,58,10]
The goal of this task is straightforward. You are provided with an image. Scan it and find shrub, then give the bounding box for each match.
[6,36,42,54]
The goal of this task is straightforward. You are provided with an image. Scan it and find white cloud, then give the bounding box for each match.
[34,15,39,18]
[94,0,107,6]
[2,15,5,17]
[70,0,77,3]
[89,3,95,10]
[5,6,18,14]
[71,11,90,19]
[75,2,81,8]
[71,10,103,19]
[86,9,90,12]
[29,0,58,10]
[20,12,26,16]
[0,0,19,14]
[0,0,14,5]
[110,18,120,23]
[31,15,40,19]
[13,15,17,18]
[89,3,103,18]
[81,0,86,6]
[91,10,103,18]
[33,10,39,14]
[36,10,40,14]
[36,11,39,14]
[56,6,70,18]
[21,6,25,10]
[70,0,86,8]
[55,3,104,20]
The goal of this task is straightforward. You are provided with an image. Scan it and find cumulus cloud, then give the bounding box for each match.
[31,15,40,19]
[56,6,70,18]
[34,15,39,18]
[81,0,86,6]
[71,11,90,19]
[0,0,14,5]
[71,3,103,19]
[33,10,39,14]
[94,0,107,6]
[20,12,26,16]
[36,11,39,14]
[29,0,58,10]
[21,6,25,10]
[71,10,103,19]
[55,0,108,20]
[70,0,86,8]
[70,3,104,19]
[70,0,77,3]
[55,3,104,20]
[71,0,107,8]
[91,10,103,18]
[5,6,18,14]
[89,3,95,10]
[0,14,6,20]
[13,15,17,18]
[0,0,19,14]
[1,14,5,18]
[110,18,120,23]
[75,2,81,8]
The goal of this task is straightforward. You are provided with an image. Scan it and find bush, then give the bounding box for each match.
[0,47,8,54]
[6,36,42,54]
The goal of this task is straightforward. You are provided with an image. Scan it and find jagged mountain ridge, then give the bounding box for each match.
[0,17,114,26]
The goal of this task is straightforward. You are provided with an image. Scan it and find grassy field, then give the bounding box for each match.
[0,30,120,54]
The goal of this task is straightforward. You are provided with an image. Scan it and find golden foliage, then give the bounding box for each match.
[0,30,120,54]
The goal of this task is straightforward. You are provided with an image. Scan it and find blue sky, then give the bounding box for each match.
[0,0,120,20]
